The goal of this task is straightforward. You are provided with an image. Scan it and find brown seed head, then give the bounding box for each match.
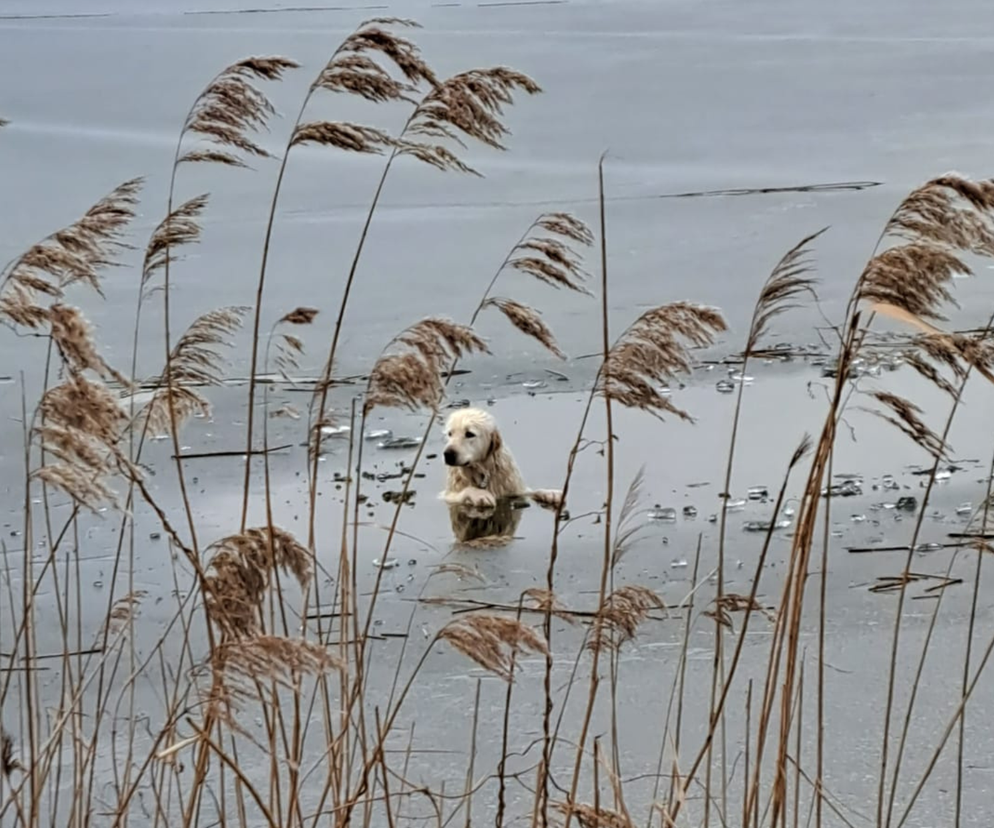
[589,585,664,653]
[438,614,548,681]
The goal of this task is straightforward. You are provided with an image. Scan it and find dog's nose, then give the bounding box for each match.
[443,449,457,466]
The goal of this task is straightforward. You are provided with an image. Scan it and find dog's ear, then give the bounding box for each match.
[487,428,503,458]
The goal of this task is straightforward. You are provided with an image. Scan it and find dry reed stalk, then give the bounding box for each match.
[755,173,994,828]
[437,614,548,681]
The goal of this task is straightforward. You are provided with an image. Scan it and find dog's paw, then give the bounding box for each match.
[529,489,564,510]
[461,487,497,509]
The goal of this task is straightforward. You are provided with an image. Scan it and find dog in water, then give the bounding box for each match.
[440,408,562,543]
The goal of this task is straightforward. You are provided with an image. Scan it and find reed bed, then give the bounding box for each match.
[2,17,994,828]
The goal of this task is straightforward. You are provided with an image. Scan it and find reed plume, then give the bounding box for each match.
[599,302,727,421]
[704,593,776,631]
[0,178,142,328]
[213,635,341,698]
[34,373,129,512]
[1,727,21,778]
[271,306,319,379]
[553,802,633,828]
[142,194,209,289]
[588,585,664,653]
[365,317,488,413]
[48,304,129,385]
[397,67,541,174]
[746,228,824,353]
[178,56,299,168]
[438,614,548,681]
[138,306,249,436]
[204,526,313,639]
[612,467,647,566]
[523,587,576,624]
[483,298,565,359]
[861,390,950,459]
[106,590,148,634]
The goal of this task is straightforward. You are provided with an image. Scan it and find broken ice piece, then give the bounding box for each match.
[851,514,866,523]
[321,425,351,436]
[648,506,677,522]
[522,380,547,390]
[914,542,942,553]
[716,379,735,393]
[378,437,422,449]
[896,496,918,512]
[935,469,952,481]
[747,486,769,501]
[727,499,747,512]
[373,557,400,569]
[671,559,688,569]
[881,475,900,491]
[365,429,393,441]
[683,505,698,518]
[956,502,973,516]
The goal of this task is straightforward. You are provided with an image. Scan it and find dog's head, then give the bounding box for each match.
[443,408,502,468]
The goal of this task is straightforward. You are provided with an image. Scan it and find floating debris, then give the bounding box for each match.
[935,469,952,482]
[716,379,735,393]
[365,429,393,441]
[822,479,862,498]
[708,513,718,523]
[956,502,973,516]
[671,559,688,569]
[648,506,677,522]
[321,425,351,436]
[378,437,422,449]
[522,380,547,390]
[407,558,417,566]
[447,399,470,408]
[683,505,698,518]
[373,557,399,569]
[747,486,769,502]
[896,496,918,512]
[383,490,415,505]
[851,514,867,523]
[881,475,900,491]
[743,519,791,532]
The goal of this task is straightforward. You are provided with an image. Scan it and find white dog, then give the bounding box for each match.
[441,407,562,511]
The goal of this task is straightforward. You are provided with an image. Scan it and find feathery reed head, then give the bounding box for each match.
[142,194,209,288]
[214,635,341,690]
[704,594,775,631]
[205,527,313,639]
[397,67,542,174]
[106,590,148,634]
[553,802,633,828]
[861,390,950,459]
[48,304,129,386]
[612,467,647,566]
[859,174,994,328]
[1,727,21,778]
[290,121,395,153]
[438,614,548,681]
[589,585,664,653]
[272,306,318,378]
[483,297,565,358]
[179,56,299,167]
[365,317,488,413]
[522,587,576,624]
[600,302,727,420]
[34,373,129,512]
[138,306,249,436]
[747,228,824,352]
[313,17,434,98]
[0,178,143,328]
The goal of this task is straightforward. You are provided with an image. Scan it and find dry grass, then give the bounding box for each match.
[8,25,994,828]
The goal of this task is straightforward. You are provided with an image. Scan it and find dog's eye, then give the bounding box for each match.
[465,430,475,439]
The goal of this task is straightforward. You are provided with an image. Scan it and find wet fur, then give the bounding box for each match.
[441,408,562,512]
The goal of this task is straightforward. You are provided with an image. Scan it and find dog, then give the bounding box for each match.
[440,407,563,513]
